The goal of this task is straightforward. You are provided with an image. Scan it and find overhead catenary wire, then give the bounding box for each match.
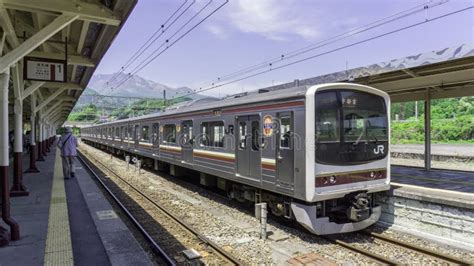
[106,0,192,86]
[193,0,449,90]
[107,0,197,89]
[108,0,229,93]
[175,6,473,100]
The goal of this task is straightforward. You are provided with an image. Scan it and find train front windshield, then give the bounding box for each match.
[315,89,388,165]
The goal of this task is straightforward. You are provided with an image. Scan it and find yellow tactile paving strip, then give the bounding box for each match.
[43,150,74,266]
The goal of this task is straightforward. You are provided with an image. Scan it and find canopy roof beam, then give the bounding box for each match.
[0,13,78,73]
[0,0,121,26]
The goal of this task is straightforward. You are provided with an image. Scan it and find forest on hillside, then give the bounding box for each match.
[391,97,474,144]
[68,97,190,122]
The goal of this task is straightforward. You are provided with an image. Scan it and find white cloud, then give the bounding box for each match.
[207,0,320,41]
[205,24,228,39]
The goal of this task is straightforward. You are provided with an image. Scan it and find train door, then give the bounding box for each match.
[276,112,294,188]
[152,123,160,151]
[134,124,139,147]
[181,120,193,164]
[235,115,261,182]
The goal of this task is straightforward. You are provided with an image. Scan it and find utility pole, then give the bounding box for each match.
[163,90,167,108]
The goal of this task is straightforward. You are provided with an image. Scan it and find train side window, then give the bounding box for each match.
[115,127,120,139]
[251,121,260,151]
[142,125,150,141]
[163,124,176,143]
[238,121,246,149]
[121,126,126,139]
[152,123,159,144]
[280,116,291,149]
[200,121,224,147]
[134,125,139,140]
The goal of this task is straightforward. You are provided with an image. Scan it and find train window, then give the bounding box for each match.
[115,127,120,139]
[152,123,159,145]
[251,121,260,151]
[238,121,246,149]
[280,116,291,149]
[315,91,339,142]
[121,126,126,139]
[200,121,224,147]
[163,124,176,143]
[128,125,132,139]
[142,125,150,141]
[134,125,139,140]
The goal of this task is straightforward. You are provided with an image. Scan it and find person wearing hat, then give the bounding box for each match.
[58,127,78,179]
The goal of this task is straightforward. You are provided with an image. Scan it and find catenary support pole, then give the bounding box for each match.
[25,92,39,173]
[0,69,20,245]
[10,94,28,196]
[424,88,431,170]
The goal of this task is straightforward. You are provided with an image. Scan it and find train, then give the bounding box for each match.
[81,82,391,235]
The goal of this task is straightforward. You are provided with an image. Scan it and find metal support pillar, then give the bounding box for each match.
[0,70,20,246]
[424,88,431,170]
[25,93,39,173]
[37,119,44,161]
[41,121,47,157]
[45,124,50,152]
[10,96,28,196]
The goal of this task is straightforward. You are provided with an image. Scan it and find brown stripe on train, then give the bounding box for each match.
[316,170,387,187]
[194,152,235,163]
[261,163,276,171]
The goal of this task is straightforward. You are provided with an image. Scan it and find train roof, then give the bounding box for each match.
[87,85,310,127]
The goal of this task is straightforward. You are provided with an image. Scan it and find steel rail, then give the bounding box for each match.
[78,150,242,266]
[77,152,176,266]
[322,236,399,265]
[363,231,472,265]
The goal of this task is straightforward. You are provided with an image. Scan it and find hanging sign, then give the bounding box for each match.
[24,57,66,82]
[263,115,273,137]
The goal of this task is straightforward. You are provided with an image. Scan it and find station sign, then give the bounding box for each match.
[23,57,66,82]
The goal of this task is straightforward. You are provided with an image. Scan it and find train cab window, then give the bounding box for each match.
[238,121,246,149]
[142,125,150,141]
[152,123,159,145]
[280,116,291,149]
[315,91,340,142]
[200,121,224,147]
[251,121,260,151]
[163,124,176,143]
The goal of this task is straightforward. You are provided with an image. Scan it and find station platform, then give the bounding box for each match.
[0,146,153,265]
[391,165,474,194]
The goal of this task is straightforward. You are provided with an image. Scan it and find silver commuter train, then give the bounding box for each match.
[81,83,391,234]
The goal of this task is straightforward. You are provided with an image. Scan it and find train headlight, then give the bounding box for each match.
[329,176,337,184]
[322,177,329,184]
[370,171,376,179]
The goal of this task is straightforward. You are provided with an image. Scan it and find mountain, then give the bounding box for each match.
[86,73,206,100]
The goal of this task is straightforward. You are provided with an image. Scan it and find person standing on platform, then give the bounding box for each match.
[58,127,78,179]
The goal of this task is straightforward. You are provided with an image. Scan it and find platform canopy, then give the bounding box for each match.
[261,44,474,103]
[0,0,137,126]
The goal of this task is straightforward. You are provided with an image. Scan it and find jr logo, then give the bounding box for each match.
[373,145,385,155]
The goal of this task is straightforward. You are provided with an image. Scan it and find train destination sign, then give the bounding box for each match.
[24,57,66,82]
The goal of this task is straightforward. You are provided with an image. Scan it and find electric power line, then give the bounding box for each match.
[175,5,473,100]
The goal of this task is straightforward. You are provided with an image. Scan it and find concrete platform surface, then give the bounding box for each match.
[392,166,474,194]
[0,147,153,266]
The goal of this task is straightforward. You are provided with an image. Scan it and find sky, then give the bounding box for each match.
[95,0,474,97]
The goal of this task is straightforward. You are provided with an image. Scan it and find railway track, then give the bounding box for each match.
[79,145,472,265]
[77,151,241,266]
[322,230,472,265]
